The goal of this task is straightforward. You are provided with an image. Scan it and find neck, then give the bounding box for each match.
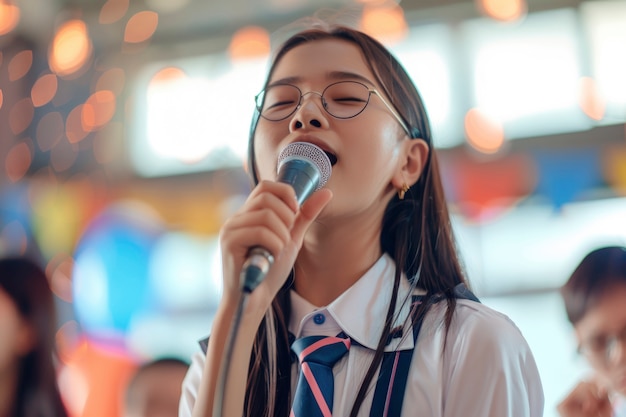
[0,366,20,417]
[294,211,384,306]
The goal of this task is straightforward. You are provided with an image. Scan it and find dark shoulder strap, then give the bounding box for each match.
[452,283,480,303]
[369,283,479,417]
[199,336,209,354]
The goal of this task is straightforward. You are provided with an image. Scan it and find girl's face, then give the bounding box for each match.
[0,287,33,372]
[575,283,626,395]
[253,39,409,220]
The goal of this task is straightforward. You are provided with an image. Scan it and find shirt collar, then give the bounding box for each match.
[289,254,419,351]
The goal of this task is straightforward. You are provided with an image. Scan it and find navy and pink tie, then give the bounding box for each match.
[290,335,351,417]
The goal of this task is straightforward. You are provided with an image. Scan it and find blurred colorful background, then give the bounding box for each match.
[1,0,626,415]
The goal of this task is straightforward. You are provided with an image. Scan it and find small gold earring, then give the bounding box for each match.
[398,183,410,200]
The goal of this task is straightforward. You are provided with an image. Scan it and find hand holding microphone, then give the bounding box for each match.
[241,142,332,293]
[212,142,332,417]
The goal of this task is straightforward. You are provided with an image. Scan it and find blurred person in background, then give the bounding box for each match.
[558,246,626,417]
[123,357,189,417]
[0,256,69,417]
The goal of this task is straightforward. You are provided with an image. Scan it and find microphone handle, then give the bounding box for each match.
[240,247,274,293]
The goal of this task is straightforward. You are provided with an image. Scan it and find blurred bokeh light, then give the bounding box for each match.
[0,1,20,36]
[49,19,93,78]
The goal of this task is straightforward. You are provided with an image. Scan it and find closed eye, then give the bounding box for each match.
[267,99,297,110]
[335,97,367,102]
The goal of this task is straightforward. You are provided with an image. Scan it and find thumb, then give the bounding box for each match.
[260,188,332,288]
[291,188,333,242]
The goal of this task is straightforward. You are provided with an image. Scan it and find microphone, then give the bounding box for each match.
[240,142,332,293]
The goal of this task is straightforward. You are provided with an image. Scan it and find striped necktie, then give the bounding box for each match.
[290,335,350,417]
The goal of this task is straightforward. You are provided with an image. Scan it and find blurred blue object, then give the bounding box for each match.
[533,148,603,210]
[72,201,164,340]
[0,184,34,256]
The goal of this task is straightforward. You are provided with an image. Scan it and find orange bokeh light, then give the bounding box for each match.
[50,138,78,173]
[46,254,74,303]
[578,76,605,121]
[36,111,64,152]
[8,49,32,81]
[147,66,186,95]
[151,66,185,83]
[32,73,59,107]
[99,0,129,24]
[95,67,125,95]
[464,108,505,154]
[9,97,34,135]
[49,19,93,77]
[0,1,20,36]
[5,142,32,182]
[82,90,116,131]
[66,104,89,144]
[124,11,158,44]
[360,4,408,44]
[228,26,271,60]
[477,0,527,22]
[56,320,81,364]
[0,89,3,109]
[93,121,123,165]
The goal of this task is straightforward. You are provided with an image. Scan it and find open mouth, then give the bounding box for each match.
[324,151,337,166]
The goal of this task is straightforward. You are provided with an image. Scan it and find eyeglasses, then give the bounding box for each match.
[254,80,412,136]
[578,324,626,368]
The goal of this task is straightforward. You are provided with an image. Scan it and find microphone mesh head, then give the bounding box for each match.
[277,142,332,190]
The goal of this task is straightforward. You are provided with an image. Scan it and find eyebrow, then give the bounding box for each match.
[267,71,376,88]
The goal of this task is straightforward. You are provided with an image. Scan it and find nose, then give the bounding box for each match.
[289,91,329,132]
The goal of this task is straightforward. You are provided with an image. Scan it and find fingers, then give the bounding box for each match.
[219,181,332,301]
[225,202,295,259]
[557,380,612,417]
[255,188,332,301]
[219,181,298,292]
[254,187,333,277]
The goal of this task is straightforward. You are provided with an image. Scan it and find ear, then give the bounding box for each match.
[392,139,429,190]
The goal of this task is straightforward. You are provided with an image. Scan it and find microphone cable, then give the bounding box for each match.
[212,250,273,417]
[212,290,247,417]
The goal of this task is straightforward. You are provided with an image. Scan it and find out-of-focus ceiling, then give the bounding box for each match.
[1,0,615,182]
[5,0,588,51]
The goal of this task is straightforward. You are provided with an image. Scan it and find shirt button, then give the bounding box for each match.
[313,313,326,325]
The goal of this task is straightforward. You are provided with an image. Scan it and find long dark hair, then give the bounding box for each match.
[561,246,626,325]
[0,257,69,417]
[245,24,467,417]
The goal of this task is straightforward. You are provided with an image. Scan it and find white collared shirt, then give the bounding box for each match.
[180,254,544,416]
